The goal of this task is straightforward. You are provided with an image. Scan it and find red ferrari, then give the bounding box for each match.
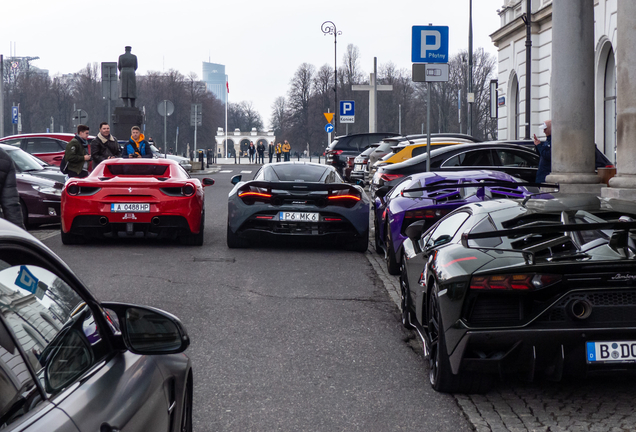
[61,158,214,245]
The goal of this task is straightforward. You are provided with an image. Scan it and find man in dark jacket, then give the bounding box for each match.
[125,126,153,158]
[65,125,91,178]
[268,141,275,163]
[0,148,25,229]
[256,141,265,164]
[533,120,552,183]
[90,122,121,166]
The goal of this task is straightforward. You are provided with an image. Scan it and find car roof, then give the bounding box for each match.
[0,133,77,141]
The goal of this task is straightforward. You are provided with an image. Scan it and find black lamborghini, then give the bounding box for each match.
[399,195,636,393]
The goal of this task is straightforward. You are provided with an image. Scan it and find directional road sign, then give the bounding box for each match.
[325,123,334,133]
[340,100,355,123]
[11,106,18,124]
[412,25,449,63]
[191,103,202,126]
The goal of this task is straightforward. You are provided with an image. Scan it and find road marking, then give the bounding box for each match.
[220,170,232,173]
[240,170,252,174]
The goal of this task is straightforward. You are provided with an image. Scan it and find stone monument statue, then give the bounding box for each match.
[118,46,138,107]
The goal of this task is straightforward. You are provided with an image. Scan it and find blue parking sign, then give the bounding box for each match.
[15,265,39,294]
[11,106,18,124]
[412,26,449,63]
[340,101,354,116]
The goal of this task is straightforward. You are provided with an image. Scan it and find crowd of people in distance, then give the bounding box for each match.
[244,140,291,164]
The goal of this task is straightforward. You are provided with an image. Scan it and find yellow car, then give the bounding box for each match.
[377,138,475,166]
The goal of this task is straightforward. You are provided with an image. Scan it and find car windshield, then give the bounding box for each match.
[107,164,169,176]
[7,149,44,172]
[271,165,328,182]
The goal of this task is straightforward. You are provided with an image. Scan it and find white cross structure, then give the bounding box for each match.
[352,57,393,133]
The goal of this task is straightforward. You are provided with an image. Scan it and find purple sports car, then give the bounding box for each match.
[374,170,554,275]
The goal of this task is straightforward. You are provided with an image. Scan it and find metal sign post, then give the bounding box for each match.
[158,100,174,158]
[191,103,202,157]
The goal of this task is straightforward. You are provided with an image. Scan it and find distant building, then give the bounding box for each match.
[202,62,226,104]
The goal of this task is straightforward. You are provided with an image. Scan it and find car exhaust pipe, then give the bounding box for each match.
[152,217,160,226]
[567,299,593,320]
[99,217,108,226]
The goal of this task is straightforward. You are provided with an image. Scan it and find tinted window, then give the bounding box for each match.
[428,212,470,248]
[107,164,168,176]
[25,139,64,154]
[387,177,413,199]
[271,164,328,182]
[1,139,22,148]
[468,216,502,247]
[412,145,430,158]
[494,149,538,167]
[442,150,494,167]
[346,136,368,151]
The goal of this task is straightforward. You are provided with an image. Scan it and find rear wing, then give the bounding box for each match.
[460,220,636,264]
[402,181,559,204]
[242,180,360,194]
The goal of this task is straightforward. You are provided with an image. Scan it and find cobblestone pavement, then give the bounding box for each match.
[367,221,636,432]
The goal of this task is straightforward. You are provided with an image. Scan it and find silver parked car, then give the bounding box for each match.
[150,145,192,172]
[0,220,192,431]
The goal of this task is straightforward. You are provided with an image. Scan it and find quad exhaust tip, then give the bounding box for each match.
[152,217,160,226]
[99,217,108,226]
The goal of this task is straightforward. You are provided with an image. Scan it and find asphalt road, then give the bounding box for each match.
[38,165,471,432]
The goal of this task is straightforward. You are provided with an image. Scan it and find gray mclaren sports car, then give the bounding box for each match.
[227,162,369,251]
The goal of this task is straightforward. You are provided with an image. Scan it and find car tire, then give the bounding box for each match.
[399,254,413,329]
[180,374,193,432]
[226,223,248,248]
[347,229,369,253]
[385,227,400,275]
[374,219,383,254]
[181,211,204,246]
[427,280,492,394]
[61,229,85,245]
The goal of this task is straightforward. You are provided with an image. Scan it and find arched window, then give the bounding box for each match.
[604,48,616,165]
[508,74,520,140]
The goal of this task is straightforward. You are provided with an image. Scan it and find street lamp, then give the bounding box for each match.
[321,21,341,136]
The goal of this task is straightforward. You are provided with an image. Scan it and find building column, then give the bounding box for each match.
[546,0,601,193]
[603,0,636,200]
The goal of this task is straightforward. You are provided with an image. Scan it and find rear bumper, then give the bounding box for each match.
[67,214,195,238]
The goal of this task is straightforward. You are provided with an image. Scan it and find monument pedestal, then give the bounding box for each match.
[112,107,143,140]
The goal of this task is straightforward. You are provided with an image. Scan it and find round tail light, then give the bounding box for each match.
[182,184,195,196]
[67,184,79,195]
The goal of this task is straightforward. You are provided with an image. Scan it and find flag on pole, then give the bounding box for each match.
[226,81,229,93]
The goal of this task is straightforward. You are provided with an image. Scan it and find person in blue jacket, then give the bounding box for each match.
[533,120,551,183]
[126,126,153,158]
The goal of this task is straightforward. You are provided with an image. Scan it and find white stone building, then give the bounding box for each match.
[491,0,617,164]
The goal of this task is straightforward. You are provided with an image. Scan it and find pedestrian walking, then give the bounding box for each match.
[125,126,153,158]
[282,140,291,162]
[90,122,121,167]
[533,120,552,183]
[0,147,25,229]
[276,142,282,162]
[64,124,92,178]
[207,148,212,167]
[268,141,275,163]
[257,141,265,164]
[248,142,256,163]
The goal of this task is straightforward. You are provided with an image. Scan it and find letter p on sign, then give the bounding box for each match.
[421,30,441,58]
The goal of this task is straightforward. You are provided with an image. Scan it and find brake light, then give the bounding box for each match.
[238,186,272,204]
[380,173,404,182]
[328,194,361,201]
[470,274,561,291]
[330,150,344,156]
[404,209,449,219]
[239,192,271,198]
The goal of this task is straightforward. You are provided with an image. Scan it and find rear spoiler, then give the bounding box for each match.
[402,181,559,204]
[461,220,636,264]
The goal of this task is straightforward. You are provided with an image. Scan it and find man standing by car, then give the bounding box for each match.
[65,124,91,178]
[282,140,291,162]
[0,147,25,229]
[90,122,121,167]
[533,120,552,183]
[126,126,153,158]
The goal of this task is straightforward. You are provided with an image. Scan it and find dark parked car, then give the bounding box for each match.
[17,173,63,227]
[0,219,193,431]
[325,132,399,176]
[371,142,541,197]
[400,195,636,393]
[374,170,551,274]
[349,144,380,184]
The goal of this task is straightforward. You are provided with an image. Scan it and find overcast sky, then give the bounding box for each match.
[2,0,504,128]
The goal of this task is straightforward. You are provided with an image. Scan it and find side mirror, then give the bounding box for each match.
[202,178,215,187]
[405,220,426,242]
[102,302,189,355]
[432,234,452,247]
[231,174,242,185]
